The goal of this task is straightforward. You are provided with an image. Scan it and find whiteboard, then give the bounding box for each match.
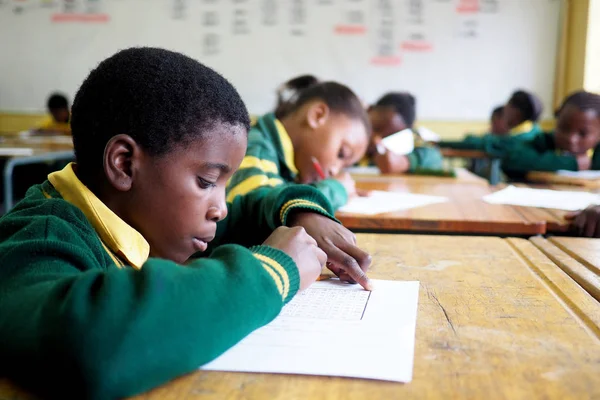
[0,0,562,120]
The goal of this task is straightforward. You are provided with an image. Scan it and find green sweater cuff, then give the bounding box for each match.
[250,245,300,303]
[279,187,338,225]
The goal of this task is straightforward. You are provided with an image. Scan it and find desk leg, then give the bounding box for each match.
[3,158,16,212]
[489,158,501,185]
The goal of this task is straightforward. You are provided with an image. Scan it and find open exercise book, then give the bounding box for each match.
[202,279,420,383]
[483,185,600,211]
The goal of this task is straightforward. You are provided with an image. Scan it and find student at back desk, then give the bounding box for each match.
[440,89,543,150]
[0,47,372,399]
[227,81,370,210]
[363,92,443,173]
[35,92,71,135]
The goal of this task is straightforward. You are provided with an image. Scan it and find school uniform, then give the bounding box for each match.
[38,115,71,134]
[227,113,348,210]
[0,163,336,399]
[439,120,542,150]
[357,133,444,171]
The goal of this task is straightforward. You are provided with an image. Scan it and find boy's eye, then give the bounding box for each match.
[197,176,217,189]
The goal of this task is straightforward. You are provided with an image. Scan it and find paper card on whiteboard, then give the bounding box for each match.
[202,279,420,383]
[416,126,441,142]
[381,129,414,155]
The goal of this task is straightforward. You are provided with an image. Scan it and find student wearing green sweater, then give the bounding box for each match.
[362,92,443,173]
[227,81,371,210]
[0,48,372,399]
[440,89,544,150]
[498,91,600,180]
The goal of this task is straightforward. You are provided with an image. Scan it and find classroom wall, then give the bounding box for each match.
[584,0,600,93]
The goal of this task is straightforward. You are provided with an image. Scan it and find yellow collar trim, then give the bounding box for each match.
[274,119,299,174]
[510,120,534,135]
[48,163,149,269]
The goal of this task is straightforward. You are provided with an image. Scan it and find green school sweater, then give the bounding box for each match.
[358,145,443,171]
[439,122,543,152]
[0,165,336,400]
[501,132,600,180]
[227,113,348,210]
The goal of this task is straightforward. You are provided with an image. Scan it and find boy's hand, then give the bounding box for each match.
[373,139,410,174]
[287,212,373,290]
[262,226,327,291]
[565,205,600,237]
[576,153,592,171]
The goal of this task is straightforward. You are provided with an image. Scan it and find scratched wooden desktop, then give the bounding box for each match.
[1,234,599,399]
[530,236,600,303]
[337,176,546,235]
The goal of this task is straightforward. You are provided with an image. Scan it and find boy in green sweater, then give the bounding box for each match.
[227,81,370,210]
[0,48,372,399]
[500,91,600,180]
[362,92,443,173]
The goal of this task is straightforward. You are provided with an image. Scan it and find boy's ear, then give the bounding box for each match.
[103,134,141,192]
[306,101,330,130]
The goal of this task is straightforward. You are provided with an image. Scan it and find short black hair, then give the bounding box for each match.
[507,90,543,122]
[47,93,69,110]
[491,106,504,118]
[275,75,320,118]
[374,92,416,128]
[282,81,371,135]
[556,91,600,117]
[71,47,250,181]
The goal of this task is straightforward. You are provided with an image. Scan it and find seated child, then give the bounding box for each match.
[362,92,443,173]
[36,92,71,134]
[0,48,372,399]
[490,105,508,135]
[227,81,371,210]
[501,90,600,180]
[440,89,544,150]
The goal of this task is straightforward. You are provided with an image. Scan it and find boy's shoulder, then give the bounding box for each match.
[0,182,97,247]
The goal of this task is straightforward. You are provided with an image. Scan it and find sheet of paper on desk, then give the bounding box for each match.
[338,190,448,215]
[202,279,420,383]
[0,148,34,156]
[346,166,380,175]
[557,170,600,180]
[381,129,414,155]
[483,185,600,211]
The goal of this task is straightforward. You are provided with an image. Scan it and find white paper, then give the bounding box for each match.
[415,126,441,142]
[0,148,34,156]
[202,279,420,383]
[557,170,600,180]
[483,185,600,211]
[381,129,414,155]
[338,190,448,215]
[346,166,380,175]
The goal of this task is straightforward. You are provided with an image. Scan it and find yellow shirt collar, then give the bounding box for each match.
[48,163,150,269]
[274,119,299,174]
[510,120,534,135]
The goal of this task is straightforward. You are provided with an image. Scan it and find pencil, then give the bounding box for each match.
[311,156,326,180]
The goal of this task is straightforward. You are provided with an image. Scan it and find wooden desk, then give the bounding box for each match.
[1,234,599,399]
[351,167,488,186]
[526,171,600,190]
[530,236,600,302]
[337,179,546,235]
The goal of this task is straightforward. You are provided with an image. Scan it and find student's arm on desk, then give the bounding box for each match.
[407,146,443,171]
[502,144,578,174]
[0,213,299,399]
[565,205,600,237]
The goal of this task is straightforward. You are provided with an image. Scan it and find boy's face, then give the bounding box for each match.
[368,106,407,138]
[555,105,600,155]
[491,113,508,135]
[294,111,368,183]
[113,124,247,264]
[51,107,70,123]
[503,103,523,129]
